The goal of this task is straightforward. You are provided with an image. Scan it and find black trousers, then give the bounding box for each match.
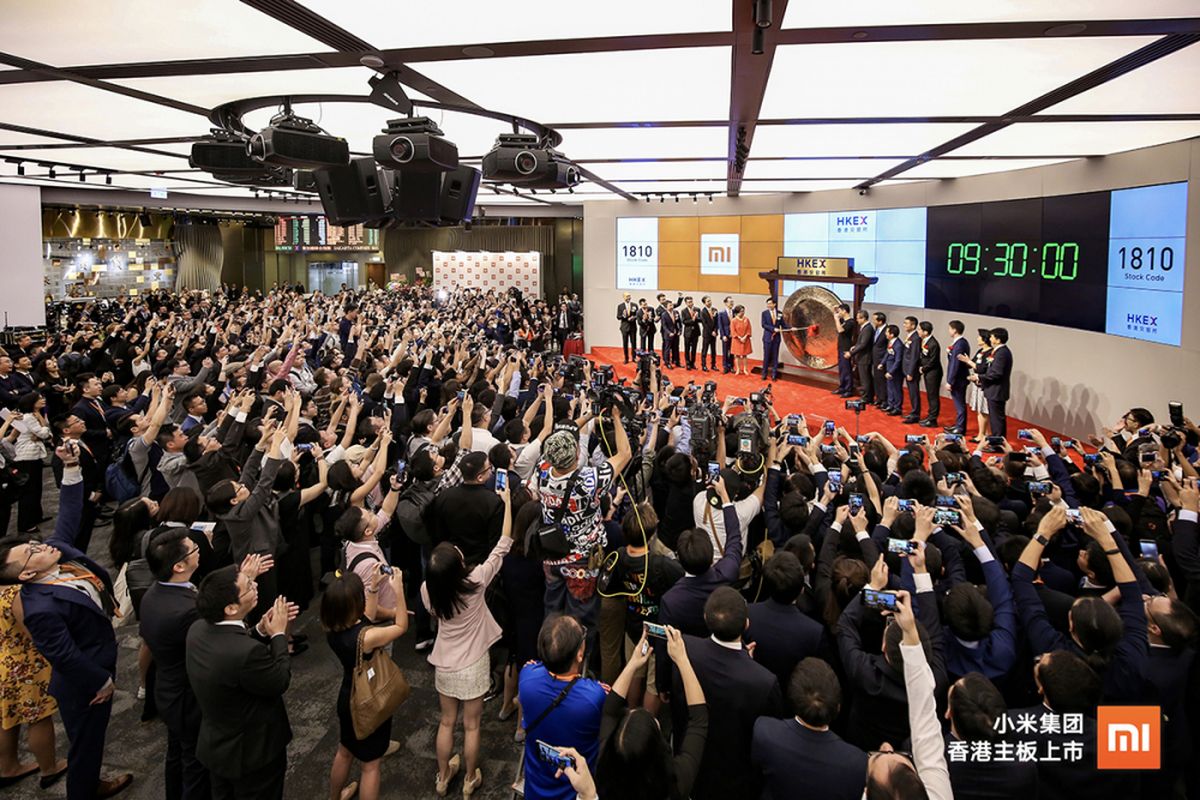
[161,696,210,800]
[923,371,943,422]
[700,333,717,369]
[684,331,699,367]
[906,375,921,416]
[857,357,874,401]
[664,335,680,366]
[988,397,1008,438]
[874,363,888,404]
[639,329,655,353]
[15,458,44,531]
[620,327,636,361]
[59,692,111,800]
[210,755,286,800]
[837,354,854,392]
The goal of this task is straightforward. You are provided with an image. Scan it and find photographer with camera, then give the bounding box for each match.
[536,403,632,656]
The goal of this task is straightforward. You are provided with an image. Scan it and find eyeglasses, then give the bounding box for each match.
[172,545,200,567]
[20,539,47,574]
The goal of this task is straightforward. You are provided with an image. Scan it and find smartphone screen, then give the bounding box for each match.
[863,588,898,611]
[707,461,720,483]
[1139,541,1159,559]
[495,468,508,491]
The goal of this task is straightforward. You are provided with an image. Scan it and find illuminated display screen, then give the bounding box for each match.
[273,215,381,252]
[615,181,1187,346]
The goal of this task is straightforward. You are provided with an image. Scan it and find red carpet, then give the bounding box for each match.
[586,346,1064,446]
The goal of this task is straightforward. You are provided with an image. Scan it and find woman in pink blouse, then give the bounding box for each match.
[421,483,513,797]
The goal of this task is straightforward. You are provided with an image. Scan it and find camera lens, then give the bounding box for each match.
[246,134,267,160]
[389,136,415,163]
[514,150,538,175]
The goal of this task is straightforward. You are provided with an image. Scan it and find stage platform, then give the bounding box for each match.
[585,346,1068,453]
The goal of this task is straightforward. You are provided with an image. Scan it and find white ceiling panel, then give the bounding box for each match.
[538,127,728,161]
[0,82,206,139]
[615,181,729,195]
[751,123,975,158]
[300,0,732,47]
[742,158,905,179]
[0,1,326,66]
[113,67,397,112]
[571,160,726,180]
[418,48,731,123]
[762,37,1151,118]
[740,180,861,192]
[1042,45,1200,114]
[901,158,1073,178]
[952,121,1200,156]
[783,1,1199,27]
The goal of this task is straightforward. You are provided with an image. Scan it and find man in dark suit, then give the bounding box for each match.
[870,312,888,407]
[637,300,656,354]
[0,354,27,409]
[140,530,211,800]
[973,327,1013,438]
[917,321,943,428]
[51,414,104,555]
[717,297,734,374]
[660,300,681,369]
[834,303,858,396]
[699,296,718,372]
[672,588,783,800]
[850,310,876,402]
[0,443,134,799]
[944,319,971,435]
[881,325,905,416]
[944,673,1039,800]
[71,372,113,467]
[752,658,867,800]
[747,552,824,687]
[760,298,783,381]
[900,316,921,423]
[616,292,638,362]
[681,296,701,370]
[187,565,293,800]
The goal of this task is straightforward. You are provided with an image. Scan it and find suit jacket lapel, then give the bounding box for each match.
[29,581,109,618]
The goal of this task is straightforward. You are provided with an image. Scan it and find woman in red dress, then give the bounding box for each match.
[730,305,752,376]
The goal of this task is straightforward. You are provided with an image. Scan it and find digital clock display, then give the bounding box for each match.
[926,191,1113,333]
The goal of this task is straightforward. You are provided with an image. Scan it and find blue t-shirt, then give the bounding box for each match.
[519,662,607,800]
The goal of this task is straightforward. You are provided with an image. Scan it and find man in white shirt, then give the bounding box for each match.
[693,468,767,565]
[466,402,500,455]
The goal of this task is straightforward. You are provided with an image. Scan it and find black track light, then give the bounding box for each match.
[48,167,56,179]
[752,26,765,55]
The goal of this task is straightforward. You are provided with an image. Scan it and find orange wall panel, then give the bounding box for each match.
[660,266,703,292]
[698,274,742,295]
[660,241,699,268]
[659,217,699,242]
[741,214,783,242]
[697,216,743,235]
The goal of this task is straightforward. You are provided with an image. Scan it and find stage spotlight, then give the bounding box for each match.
[105,173,113,185]
[49,167,56,178]
[78,171,86,182]
[372,117,458,172]
[16,163,24,176]
[481,133,581,189]
[248,110,349,169]
[752,27,765,55]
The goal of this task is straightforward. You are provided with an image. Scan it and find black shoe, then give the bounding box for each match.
[701,367,709,372]
[919,420,937,428]
[943,426,965,434]
[902,415,919,424]
[38,766,67,790]
[888,410,902,416]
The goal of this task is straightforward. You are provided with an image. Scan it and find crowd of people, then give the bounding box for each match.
[0,283,1195,800]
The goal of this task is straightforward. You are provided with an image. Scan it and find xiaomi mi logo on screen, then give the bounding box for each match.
[1097,706,1159,770]
[700,233,739,276]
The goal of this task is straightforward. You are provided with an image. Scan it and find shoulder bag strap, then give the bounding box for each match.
[525,676,580,738]
[548,470,583,527]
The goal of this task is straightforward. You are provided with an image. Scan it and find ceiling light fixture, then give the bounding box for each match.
[48,167,56,179]
[660,195,665,204]
[707,193,713,203]
[752,27,765,55]
[754,0,773,28]
[674,194,680,203]
[691,193,697,203]
[16,163,25,176]
[105,173,113,185]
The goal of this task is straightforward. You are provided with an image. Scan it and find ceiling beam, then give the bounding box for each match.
[1,18,1197,87]
[726,0,789,196]
[548,112,1200,129]
[0,51,210,117]
[857,33,1200,190]
[0,122,192,160]
[239,0,480,109]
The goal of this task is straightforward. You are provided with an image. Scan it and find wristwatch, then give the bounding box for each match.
[1034,533,1051,547]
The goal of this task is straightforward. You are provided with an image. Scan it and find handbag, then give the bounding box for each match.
[534,469,582,559]
[705,500,774,600]
[349,626,411,739]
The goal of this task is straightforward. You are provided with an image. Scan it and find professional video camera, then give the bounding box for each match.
[634,349,660,394]
[727,386,773,471]
[686,380,723,458]
[564,355,588,386]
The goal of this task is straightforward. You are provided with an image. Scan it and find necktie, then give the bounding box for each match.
[92,399,104,418]
[59,562,118,617]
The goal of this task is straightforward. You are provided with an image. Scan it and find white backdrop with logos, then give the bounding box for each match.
[431,251,541,295]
